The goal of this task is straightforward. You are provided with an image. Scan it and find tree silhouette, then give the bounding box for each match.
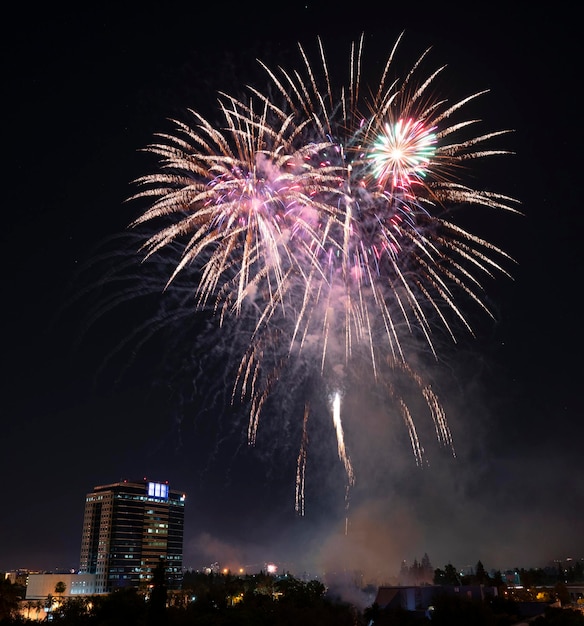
[148,559,168,625]
[434,563,460,585]
[0,578,20,621]
[475,560,489,585]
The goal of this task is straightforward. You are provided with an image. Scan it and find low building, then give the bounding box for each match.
[375,583,499,613]
[25,573,98,599]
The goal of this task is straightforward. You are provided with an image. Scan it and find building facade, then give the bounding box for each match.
[25,573,98,599]
[79,479,185,594]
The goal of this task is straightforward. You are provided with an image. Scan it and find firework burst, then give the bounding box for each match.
[113,33,519,514]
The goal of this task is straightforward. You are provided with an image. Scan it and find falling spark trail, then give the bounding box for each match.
[331,390,354,489]
[295,405,310,516]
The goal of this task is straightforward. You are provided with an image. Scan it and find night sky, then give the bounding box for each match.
[2,3,582,586]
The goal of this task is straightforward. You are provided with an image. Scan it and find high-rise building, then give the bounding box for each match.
[79,479,186,594]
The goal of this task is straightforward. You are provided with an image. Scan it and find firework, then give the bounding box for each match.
[122,33,519,513]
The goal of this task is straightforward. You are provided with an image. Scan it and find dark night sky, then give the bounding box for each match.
[2,3,582,587]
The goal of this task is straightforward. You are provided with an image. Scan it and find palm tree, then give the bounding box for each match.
[45,593,54,619]
[24,600,35,619]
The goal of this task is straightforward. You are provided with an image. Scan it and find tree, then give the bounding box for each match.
[34,599,44,620]
[491,570,505,590]
[0,577,20,621]
[148,560,168,625]
[421,553,434,583]
[475,560,490,585]
[55,580,67,605]
[554,581,571,607]
[434,563,460,585]
[24,599,36,619]
[53,596,91,624]
[275,575,326,608]
[45,593,55,618]
[91,587,147,625]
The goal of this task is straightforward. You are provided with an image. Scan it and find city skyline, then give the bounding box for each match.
[2,3,582,581]
[4,545,583,583]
